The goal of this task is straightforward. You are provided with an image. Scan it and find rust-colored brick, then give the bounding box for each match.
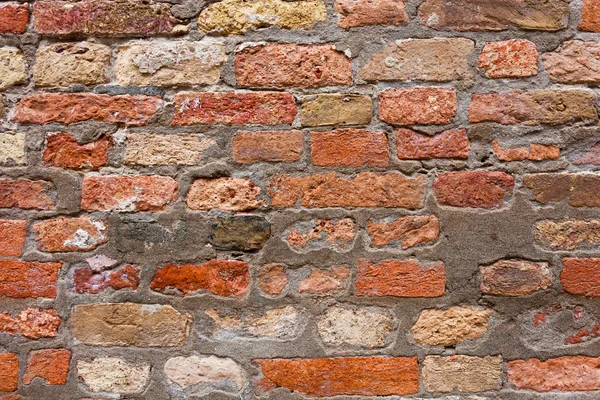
[43,133,112,170]
[0,4,28,34]
[0,354,18,392]
[561,258,600,296]
[311,129,389,167]
[379,88,457,125]
[434,171,514,208]
[0,220,26,257]
[232,131,303,163]
[23,349,71,385]
[508,356,600,391]
[0,260,61,299]
[0,178,55,210]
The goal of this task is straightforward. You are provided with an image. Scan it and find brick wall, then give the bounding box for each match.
[1,0,600,399]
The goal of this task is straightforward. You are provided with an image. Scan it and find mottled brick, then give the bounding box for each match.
[536,219,600,250]
[434,171,515,208]
[356,259,445,297]
[23,349,70,385]
[412,307,491,346]
[299,266,351,295]
[259,264,289,296]
[311,129,389,167]
[0,132,25,165]
[0,260,60,298]
[0,220,26,257]
[73,265,140,295]
[335,0,408,28]
[33,216,107,252]
[151,260,250,297]
[235,43,352,88]
[508,356,600,391]
[492,140,559,162]
[232,131,303,164]
[43,133,111,170]
[0,179,55,210]
[187,178,261,211]
[479,39,539,78]
[286,218,355,252]
[396,128,470,159]
[368,215,440,249]
[209,216,271,251]
[543,40,600,83]
[0,4,28,34]
[524,174,600,207]
[480,260,552,296]
[379,88,457,125]
[0,308,61,339]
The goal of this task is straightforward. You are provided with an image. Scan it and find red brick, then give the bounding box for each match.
[574,142,600,164]
[396,128,470,159]
[0,4,28,34]
[299,266,350,295]
[33,0,179,36]
[232,131,303,164]
[434,171,514,208]
[355,259,446,297]
[33,216,107,252]
[523,173,600,207]
[13,94,162,126]
[259,264,289,296]
[23,349,70,385]
[311,129,389,167]
[187,178,262,212]
[580,0,600,31]
[542,41,600,83]
[379,88,457,125]
[172,92,296,126]
[478,39,539,78]
[73,265,140,295]
[254,357,419,396]
[0,308,61,339]
[43,133,112,170]
[480,260,552,296]
[561,258,600,296]
[468,90,598,125]
[151,260,250,297]
[0,178,55,210]
[0,220,26,257]
[335,0,408,28]
[508,356,600,391]
[235,43,352,88]
[0,260,61,299]
[270,172,426,209]
[419,0,568,31]
[81,175,178,212]
[368,215,440,249]
[0,354,18,392]
[492,140,559,161]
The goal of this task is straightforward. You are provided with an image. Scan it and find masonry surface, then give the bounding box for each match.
[2,0,600,399]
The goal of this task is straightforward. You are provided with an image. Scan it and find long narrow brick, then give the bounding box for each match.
[379,88,457,125]
[0,179,55,210]
[508,356,600,391]
[396,128,470,159]
[0,260,61,299]
[561,258,600,296]
[232,131,303,163]
[311,129,389,167]
[524,174,600,207]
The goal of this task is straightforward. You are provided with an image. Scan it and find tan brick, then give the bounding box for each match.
[301,94,373,127]
[0,47,26,90]
[423,355,503,393]
[0,132,25,165]
[124,133,212,166]
[412,307,492,346]
[187,178,261,211]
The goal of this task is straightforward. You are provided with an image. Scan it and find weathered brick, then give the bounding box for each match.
[299,266,350,294]
[419,0,568,31]
[71,303,191,347]
[396,128,470,159]
[0,220,26,257]
[335,0,408,28]
[0,4,28,34]
[524,173,600,207]
[198,0,326,35]
[379,88,457,125]
[434,171,514,208]
[423,355,503,393]
[286,218,355,252]
[116,41,226,86]
[468,90,598,125]
[259,264,289,296]
[580,0,600,32]
[543,40,600,83]
[0,260,60,299]
[33,42,111,87]
[81,175,178,212]
[479,39,539,78]
[492,140,559,161]
[33,216,107,252]
[412,307,491,346]
[536,219,600,250]
[361,38,474,82]
[270,172,426,208]
[574,142,600,165]
[205,306,303,340]
[124,133,212,166]
[23,349,70,385]
[235,43,352,88]
[301,94,373,127]
[73,265,140,295]
[561,258,600,296]
[0,354,18,392]
[173,92,296,126]
[480,260,552,296]
[368,215,440,249]
[311,129,389,167]
[151,260,250,297]
[14,94,162,126]
[164,355,245,389]
[0,48,25,90]
[77,358,150,394]
[508,356,600,391]
[232,131,303,164]
[356,259,446,297]
[0,178,55,210]
[209,216,271,251]
[0,308,61,339]
[317,305,394,348]
[254,357,419,396]
[524,305,600,348]
[187,178,261,211]
[43,133,112,170]
[33,0,180,36]
[0,132,25,165]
